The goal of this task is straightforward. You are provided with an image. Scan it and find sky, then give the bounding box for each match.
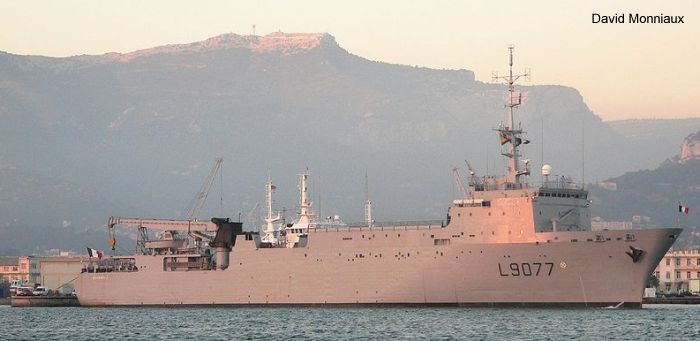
[0,0,697,121]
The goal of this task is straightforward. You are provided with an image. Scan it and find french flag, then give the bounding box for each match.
[679,204,690,215]
[87,247,103,259]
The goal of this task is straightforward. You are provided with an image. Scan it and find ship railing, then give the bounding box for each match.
[82,257,138,273]
[164,257,212,271]
[473,181,528,191]
[310,220,446,233]
[536,179,585,190]
[471,179,585,192]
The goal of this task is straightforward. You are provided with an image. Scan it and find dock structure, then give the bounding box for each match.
[10,296,79,307]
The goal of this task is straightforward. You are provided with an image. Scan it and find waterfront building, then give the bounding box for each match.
[1,256,41,285]
[20,256,41,285]
[654,250,700,293]
[0,257,20,284]
[0,256,86,293]
[39,257,86,294]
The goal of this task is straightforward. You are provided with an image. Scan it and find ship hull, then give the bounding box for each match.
[76,227,680,307]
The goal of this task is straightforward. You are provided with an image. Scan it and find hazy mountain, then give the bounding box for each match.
[0,165,139,255]
[0,32,698,253]
[589,131,700,249]
[607,118,700,169]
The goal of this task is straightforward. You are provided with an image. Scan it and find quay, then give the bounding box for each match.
[643,297,700,304]
[10,296,79,307]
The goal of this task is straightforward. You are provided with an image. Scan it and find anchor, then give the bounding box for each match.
[625,246,644,263]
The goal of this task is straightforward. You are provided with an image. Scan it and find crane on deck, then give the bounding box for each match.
[107,157,224,253]
[183,157,224,220]
[452,167,468,199]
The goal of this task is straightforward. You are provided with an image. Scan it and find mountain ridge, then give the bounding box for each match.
[91,32,338,63]
[0,32,698,254]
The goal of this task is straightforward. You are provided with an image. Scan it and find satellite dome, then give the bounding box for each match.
[542,164,552,176]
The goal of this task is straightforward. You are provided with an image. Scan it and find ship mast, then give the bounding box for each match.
[364,173,373,227]
[277,169,314,248]
[293,169,313,228]
[493,46,530,186]
[262,172,280,244]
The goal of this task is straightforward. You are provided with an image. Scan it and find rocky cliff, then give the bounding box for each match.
[680,131,700,163]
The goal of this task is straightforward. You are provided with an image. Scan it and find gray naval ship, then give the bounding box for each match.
[75,48,680,307]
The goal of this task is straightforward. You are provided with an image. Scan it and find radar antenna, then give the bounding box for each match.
[492,46,530,186]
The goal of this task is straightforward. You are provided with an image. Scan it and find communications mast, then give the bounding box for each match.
[492,46,530,186]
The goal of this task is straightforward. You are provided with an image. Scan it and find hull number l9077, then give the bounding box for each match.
[498,262,554,276]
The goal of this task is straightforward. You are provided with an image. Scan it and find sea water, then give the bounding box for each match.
[1,304,699,340]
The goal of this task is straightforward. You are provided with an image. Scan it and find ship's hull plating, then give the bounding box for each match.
[76,227,680,307]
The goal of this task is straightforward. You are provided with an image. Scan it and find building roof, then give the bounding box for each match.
[665,250,700,256]
[0,257,19,266]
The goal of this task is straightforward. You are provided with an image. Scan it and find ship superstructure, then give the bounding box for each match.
[260,169,320,248]
[261,173,282,246]
[76,48,681,307]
